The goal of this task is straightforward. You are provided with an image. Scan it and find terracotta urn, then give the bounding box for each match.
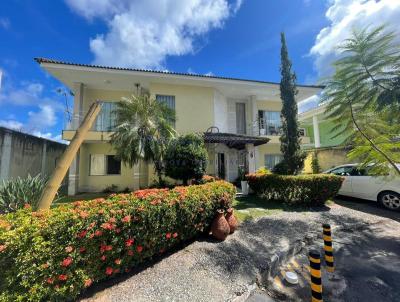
[225,208,238,234]
[211,209,230,241]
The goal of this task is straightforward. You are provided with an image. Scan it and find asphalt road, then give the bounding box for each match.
[259,198,400,302]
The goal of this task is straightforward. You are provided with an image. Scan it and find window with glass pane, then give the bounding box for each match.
[90,154,105,175]
[89,154,121,175]
[264,154,283,170]
[106,155,121,175]
[236,103,246,134]
[259,111,281,135]
[156,95,175,127]
[94,102,118,131]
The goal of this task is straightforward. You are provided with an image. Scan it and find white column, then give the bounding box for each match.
[68,153,80,195]
[0,130,12,181]
[250,95,258,136]
[72,82,84,129]
[312,115,321,148]
[246,144,256,173]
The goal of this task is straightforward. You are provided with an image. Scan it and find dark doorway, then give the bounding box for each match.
[217,153,225,180]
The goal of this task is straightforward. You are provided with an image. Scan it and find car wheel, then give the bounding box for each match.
[378,191,400,211]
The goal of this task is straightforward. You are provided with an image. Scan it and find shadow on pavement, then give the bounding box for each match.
[333,196,400,223]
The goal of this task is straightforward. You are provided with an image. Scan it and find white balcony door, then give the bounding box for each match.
[236,102,246,135]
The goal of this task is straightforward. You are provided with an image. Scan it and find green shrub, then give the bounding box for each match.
[246,173,343,206]
[0,174,49,214]
[164,133,208,185]
[0,181,235,301]
[311,152,321,174]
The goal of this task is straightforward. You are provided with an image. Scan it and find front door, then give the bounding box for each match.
[217,153,225,180]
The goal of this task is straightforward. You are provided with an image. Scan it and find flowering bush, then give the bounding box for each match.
[246,173,343,206]
[0,181,235,301]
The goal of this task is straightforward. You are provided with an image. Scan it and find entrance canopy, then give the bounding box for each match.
[204,132,269,150]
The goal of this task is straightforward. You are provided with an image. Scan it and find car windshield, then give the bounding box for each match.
[329,166,354,176]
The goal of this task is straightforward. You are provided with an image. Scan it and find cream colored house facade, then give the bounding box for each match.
[36,58,322,195]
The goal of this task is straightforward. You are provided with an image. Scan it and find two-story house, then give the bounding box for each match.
[35,58,322,195]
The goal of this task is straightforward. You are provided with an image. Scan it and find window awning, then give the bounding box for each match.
[203,132,270,150]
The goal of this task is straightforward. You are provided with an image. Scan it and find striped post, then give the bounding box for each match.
[323,223,334,273]
[309,250,323,302]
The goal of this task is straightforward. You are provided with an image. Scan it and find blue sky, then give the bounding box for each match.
[0,0,399,141]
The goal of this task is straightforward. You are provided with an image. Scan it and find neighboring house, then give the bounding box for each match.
[35,58,322,195]
[298,102,352,172]
[0,127,67,183]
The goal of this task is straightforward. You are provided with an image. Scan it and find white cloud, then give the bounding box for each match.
[27,105,57,131]
[310,0,400,78]
[0,17,10,30]
[65,0,242,69]
[0,119,24,130]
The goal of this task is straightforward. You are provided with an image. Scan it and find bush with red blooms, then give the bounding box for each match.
[246,173,343,206]
[0,181,235,301]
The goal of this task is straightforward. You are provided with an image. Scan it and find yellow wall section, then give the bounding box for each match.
[82,88,132,111]
[78,143,137,192]
[257,100,282,112]
[150,83,214,134]
[256,144,281,170]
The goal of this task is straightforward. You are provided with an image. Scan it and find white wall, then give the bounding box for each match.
[213,89,228,132]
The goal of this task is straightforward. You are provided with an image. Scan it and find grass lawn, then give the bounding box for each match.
[54,192,111,206]
[233,194,317,222]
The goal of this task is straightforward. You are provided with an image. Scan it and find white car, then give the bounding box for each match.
[325,164,400,211]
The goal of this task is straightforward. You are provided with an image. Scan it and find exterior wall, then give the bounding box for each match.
[213,90,228,132]
[0,127,66,184]
[256,143,281,170]
[303,147,353,173]
[302,119,348,148]
[150,83,214,134]
[78,142,141,193]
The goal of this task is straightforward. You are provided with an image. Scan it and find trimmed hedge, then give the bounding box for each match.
[246,173,343,205]
[0,181,235,302]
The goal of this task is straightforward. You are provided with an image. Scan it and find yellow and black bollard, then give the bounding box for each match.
[323,223,334,273]
[309,249,323,302]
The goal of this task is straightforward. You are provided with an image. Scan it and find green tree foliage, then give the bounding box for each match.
[164,133,208,185]
[110,94,176,184]
[323,25,400,175]
[311,152,321,174]
[277,32,306,175]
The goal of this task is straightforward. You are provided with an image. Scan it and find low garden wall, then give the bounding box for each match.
[246,173,343,206]
[0,181,235,301]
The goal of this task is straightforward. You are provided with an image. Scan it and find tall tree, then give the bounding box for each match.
[110,94,176,185]
[323,25,400,175]
[276,32,305,175]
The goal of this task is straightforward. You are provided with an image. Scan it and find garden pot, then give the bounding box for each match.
[211,210,230,241]
[225,208,238,234]
[241,180,249,195]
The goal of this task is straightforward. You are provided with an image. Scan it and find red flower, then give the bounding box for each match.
[24,203,31,209]
[46,277,54,284]
[84,279,93,288]
[109,217,116,223]
[114,268,120,274]
[122,215,131,223]
[125,268,131,273]
[88,222,96,229]
[101,222,114,230]
[61,257,73,267]
[79,247,86,253]
[0,245,6,252]
[173,232,178,238]
[94,230,103,237]
[77,230,87,238]
[125,238,134,247]
[105,267,113,275]
[58,274,68,281]
[65,246,74,253]
[114,259,121,265]
[166,233,172,239]
[115,228,121,234]
[136,245,143,253]
[127,250,134,256]
[105,245,112,251]
[101,255,106,261]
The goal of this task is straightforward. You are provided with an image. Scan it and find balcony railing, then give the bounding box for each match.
[64,110,116,132]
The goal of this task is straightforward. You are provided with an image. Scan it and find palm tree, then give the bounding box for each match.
[110,94,176,185]
[323,25,400,175]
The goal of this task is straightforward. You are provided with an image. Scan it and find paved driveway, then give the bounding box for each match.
[80,197,400,302]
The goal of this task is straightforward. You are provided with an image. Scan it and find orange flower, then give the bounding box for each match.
[41,263,49,269]
[84,279,93,288]
[101,222,114,230]
[98,209,105,215]
[65,246,74,253]
[121,215,131,223]
[166,233,172,239]
[173,232,178,238]
[109,217,116,223]
[105,267,113,275]
[94,230,103,237]
[114,259,121,265]
[46,277,54,284]
[61,257,73,267]
[0,245,7,253]
[79,211,89,219]
[24,203,31,209]
[105,245,112,251]
[58,274,68,281]
[136,245,143,253]
[77,230,87,238]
